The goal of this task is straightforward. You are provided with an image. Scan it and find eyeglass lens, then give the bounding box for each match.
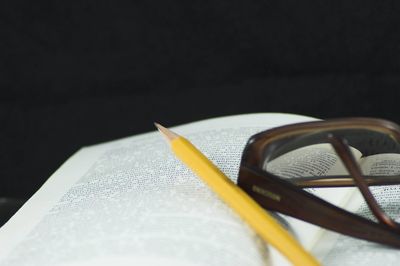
[263,129,400,225]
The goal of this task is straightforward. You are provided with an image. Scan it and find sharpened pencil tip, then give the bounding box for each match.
[153,122,163,131]
[154,122,179,141]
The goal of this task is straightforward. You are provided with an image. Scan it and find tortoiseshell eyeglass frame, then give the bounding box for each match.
[237,118,400,248]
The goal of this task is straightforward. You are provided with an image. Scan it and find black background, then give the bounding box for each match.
[2,1,400,200]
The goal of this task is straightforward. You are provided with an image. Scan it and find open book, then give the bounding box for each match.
[0,113,399,266]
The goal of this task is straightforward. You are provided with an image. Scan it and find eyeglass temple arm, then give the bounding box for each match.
[327,134,400,230]
[239,166,400,248]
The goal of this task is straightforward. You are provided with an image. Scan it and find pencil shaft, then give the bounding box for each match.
[171,137,320,266]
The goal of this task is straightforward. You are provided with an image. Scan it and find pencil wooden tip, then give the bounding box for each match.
[154,122,179,141]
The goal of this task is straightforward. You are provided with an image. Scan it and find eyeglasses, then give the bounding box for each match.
[237,118,400,248]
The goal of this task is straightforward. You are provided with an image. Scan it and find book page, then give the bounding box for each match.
[318,153,400,266]
[0,113,317,266]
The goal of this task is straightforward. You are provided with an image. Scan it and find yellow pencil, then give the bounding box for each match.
[155,123,320,266]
